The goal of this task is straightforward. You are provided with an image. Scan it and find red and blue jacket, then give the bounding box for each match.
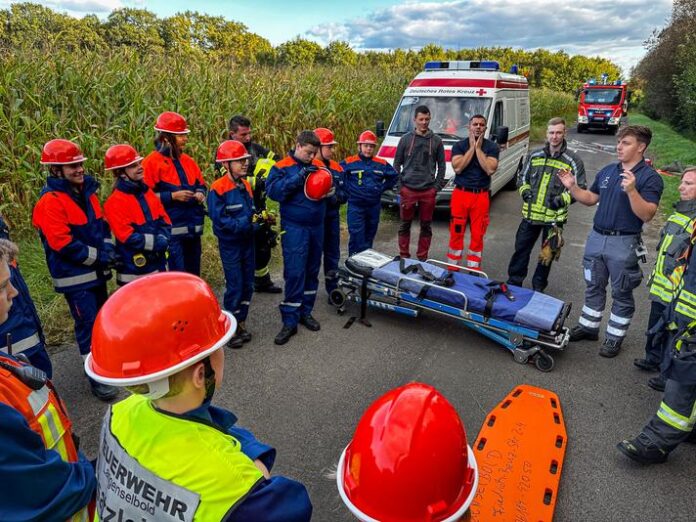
[266,155,327,226]
[341,154,398,207]
[208,175,256,242]
[142,145,206,238]
[319,158,346,218]
[32,176,113,293]
[0,262,45,358]
[104,178,172,284]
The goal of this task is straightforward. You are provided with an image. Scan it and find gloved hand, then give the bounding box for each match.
[154,234,169,252]
[548,195,565,210]
[97,247,116,268]
[522,190,534,203]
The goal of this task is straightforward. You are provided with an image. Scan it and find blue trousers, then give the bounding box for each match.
[219,238,255,323]
[64,284,108,356]
[347,203,381,256]
[280,221,324,327]
[323,211,341,294]
[168,235,202,275]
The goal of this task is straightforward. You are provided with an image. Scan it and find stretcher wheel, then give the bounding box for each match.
[534,352,555,372]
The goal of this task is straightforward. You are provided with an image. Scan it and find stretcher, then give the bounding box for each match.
[330,250,571,371]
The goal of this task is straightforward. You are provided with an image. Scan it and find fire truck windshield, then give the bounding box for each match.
[583,89,622,105]
[388,96,492,140]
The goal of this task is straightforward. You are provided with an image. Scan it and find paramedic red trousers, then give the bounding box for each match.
[447,187,490,269]
[398,186,436,260]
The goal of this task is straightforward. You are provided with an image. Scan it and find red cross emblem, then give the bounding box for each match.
[476,88,486,96]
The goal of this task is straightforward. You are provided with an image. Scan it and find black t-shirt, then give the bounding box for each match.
[451,138,500,189]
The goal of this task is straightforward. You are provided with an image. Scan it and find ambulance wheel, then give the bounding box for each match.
[534,352,555,372]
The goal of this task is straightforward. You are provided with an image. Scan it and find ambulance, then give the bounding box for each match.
[378,60,530,208]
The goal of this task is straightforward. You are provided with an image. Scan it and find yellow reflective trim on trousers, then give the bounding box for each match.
[657,401,696,432]
[675,301,696,320]
[254,266,270,277]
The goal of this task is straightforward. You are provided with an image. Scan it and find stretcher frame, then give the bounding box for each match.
[331,258,571,372]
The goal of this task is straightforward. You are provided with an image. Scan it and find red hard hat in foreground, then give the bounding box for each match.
[216,140,251,163]
[104,144,143,171]
[314,127,338,146]
[85,272,235,398]
[40,139,86,165]
[337,382,478,522]
[356,130,378,145]
[154,111,190,134]
[304,167,334,201]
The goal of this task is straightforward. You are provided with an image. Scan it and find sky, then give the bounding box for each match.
[7,0,674,73]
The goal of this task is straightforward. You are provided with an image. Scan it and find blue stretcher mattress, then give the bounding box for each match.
[369,258,565,332]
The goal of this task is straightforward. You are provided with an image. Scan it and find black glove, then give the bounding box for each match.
[548,195,565,210]
[522,190,534,203]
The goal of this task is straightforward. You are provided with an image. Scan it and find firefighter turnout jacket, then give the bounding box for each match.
[517,141,586,224]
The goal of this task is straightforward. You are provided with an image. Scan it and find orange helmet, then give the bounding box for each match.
[337,382,478,522]
[356,130,378,145]
[104,144,143,171]
[154,111,190,134]
[85,272,235,398]
[216,140,251,163]
[314,127,338,146]
[304,167,333,201]
[40,139,86,165]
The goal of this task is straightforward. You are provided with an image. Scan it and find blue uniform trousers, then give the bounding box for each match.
[168,235,202,275]
[323,211,341,294]
[280,221,324,327]
[347,203,381,256]
[64,284,108,356]
[220,238,255,323]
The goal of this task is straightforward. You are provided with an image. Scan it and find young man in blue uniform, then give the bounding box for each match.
[341,130,397,255]
[559,125,663,357]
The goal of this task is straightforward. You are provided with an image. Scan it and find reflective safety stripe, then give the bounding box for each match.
[27,386,50,415]
[606,325,628,337]
[303,290,317,295]
[240,301,250,306]
[53,271,99,288]
[609,313,631,325]
[171,225,204,236]
[254,266,270,277]
[144,233,155,251]
[466,260,480,268]
[448,249,463,257]
[657,401,696,432]
[680,289,696,307]
[468,250,482,257]
[675,301,696,320]
[530,158,571,170]
[579,317,600,329]
[281,302,302,307]
[0,332,41,353]
[117,271,159,284]
[582,305,602,318]
[83,246,98,266]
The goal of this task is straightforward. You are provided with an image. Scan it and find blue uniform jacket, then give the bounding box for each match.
[183,402,313,521]
[320,158,347,218]
[208,175,257,242]
[0,263,45,358]
[341,154,398,207]
[267,154,327,226]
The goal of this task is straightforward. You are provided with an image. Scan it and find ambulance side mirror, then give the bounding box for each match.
[376,121,385,138]
[493,126,508,145]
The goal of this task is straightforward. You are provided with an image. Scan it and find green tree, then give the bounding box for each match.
[102,8,164,53]
[276,37,323,65]
[320,41,357,66]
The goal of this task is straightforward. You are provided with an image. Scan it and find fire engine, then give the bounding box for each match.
[577,78,629,134]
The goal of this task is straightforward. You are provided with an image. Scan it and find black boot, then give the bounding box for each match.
[617,434,668,464]
[237,322,252,343]
[648,375,666,392]
[227,335,244,349]
[89,378,119,402]
[569,325,599,342]
[634,358,660,372]
[299,314,321,331]
[274,325,298,345]
[255,274,282,294]
[599,338,622,358]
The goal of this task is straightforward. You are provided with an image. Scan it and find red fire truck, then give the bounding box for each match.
[577,79,628,134]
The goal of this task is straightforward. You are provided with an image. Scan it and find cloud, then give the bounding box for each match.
[306,0,672,72]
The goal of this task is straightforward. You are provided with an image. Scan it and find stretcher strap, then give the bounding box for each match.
[480,281,515,319]
[398,258,455,296]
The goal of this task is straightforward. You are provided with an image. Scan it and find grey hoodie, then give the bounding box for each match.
[393,130,446,190]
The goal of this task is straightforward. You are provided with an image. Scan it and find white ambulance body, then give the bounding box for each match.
[378,60,530,208]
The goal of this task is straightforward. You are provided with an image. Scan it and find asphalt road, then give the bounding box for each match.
[50,126,695,521]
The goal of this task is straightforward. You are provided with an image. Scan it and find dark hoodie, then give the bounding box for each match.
[393,130,446,190]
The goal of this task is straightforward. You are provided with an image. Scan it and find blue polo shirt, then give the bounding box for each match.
[590,159,663,234]
[451,137,500,189]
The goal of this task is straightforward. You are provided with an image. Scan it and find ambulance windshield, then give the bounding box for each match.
[583,89,622,105]
[388,96,492,140]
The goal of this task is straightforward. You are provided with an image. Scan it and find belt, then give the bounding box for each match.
[455,186,490,194]
[593,225,637,236]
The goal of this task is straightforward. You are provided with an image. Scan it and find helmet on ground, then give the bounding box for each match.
[85,272,236,399]
[104,144,143,171]
[337,382,478,522]
[40,139,86,165]
[304,167,333,201]
[314,127,338,146]
[356,131,378,145]
[216,140,251,163]
[154,111,190,134]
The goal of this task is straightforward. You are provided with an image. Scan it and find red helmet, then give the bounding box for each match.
[104,144,143,171]
[40,139,86,165]
[304,167,333,201]
[356,130,378,145]
[337,382,478,522]
[216,140,251,163]
[85,272,235,398]
[154,111,190,134]
[314,127,338,146]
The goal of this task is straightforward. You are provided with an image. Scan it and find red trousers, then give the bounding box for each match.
[447,188,490,269]
[398,186,436,259]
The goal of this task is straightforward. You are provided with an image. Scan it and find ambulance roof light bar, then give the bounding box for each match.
[424,61,500,71]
